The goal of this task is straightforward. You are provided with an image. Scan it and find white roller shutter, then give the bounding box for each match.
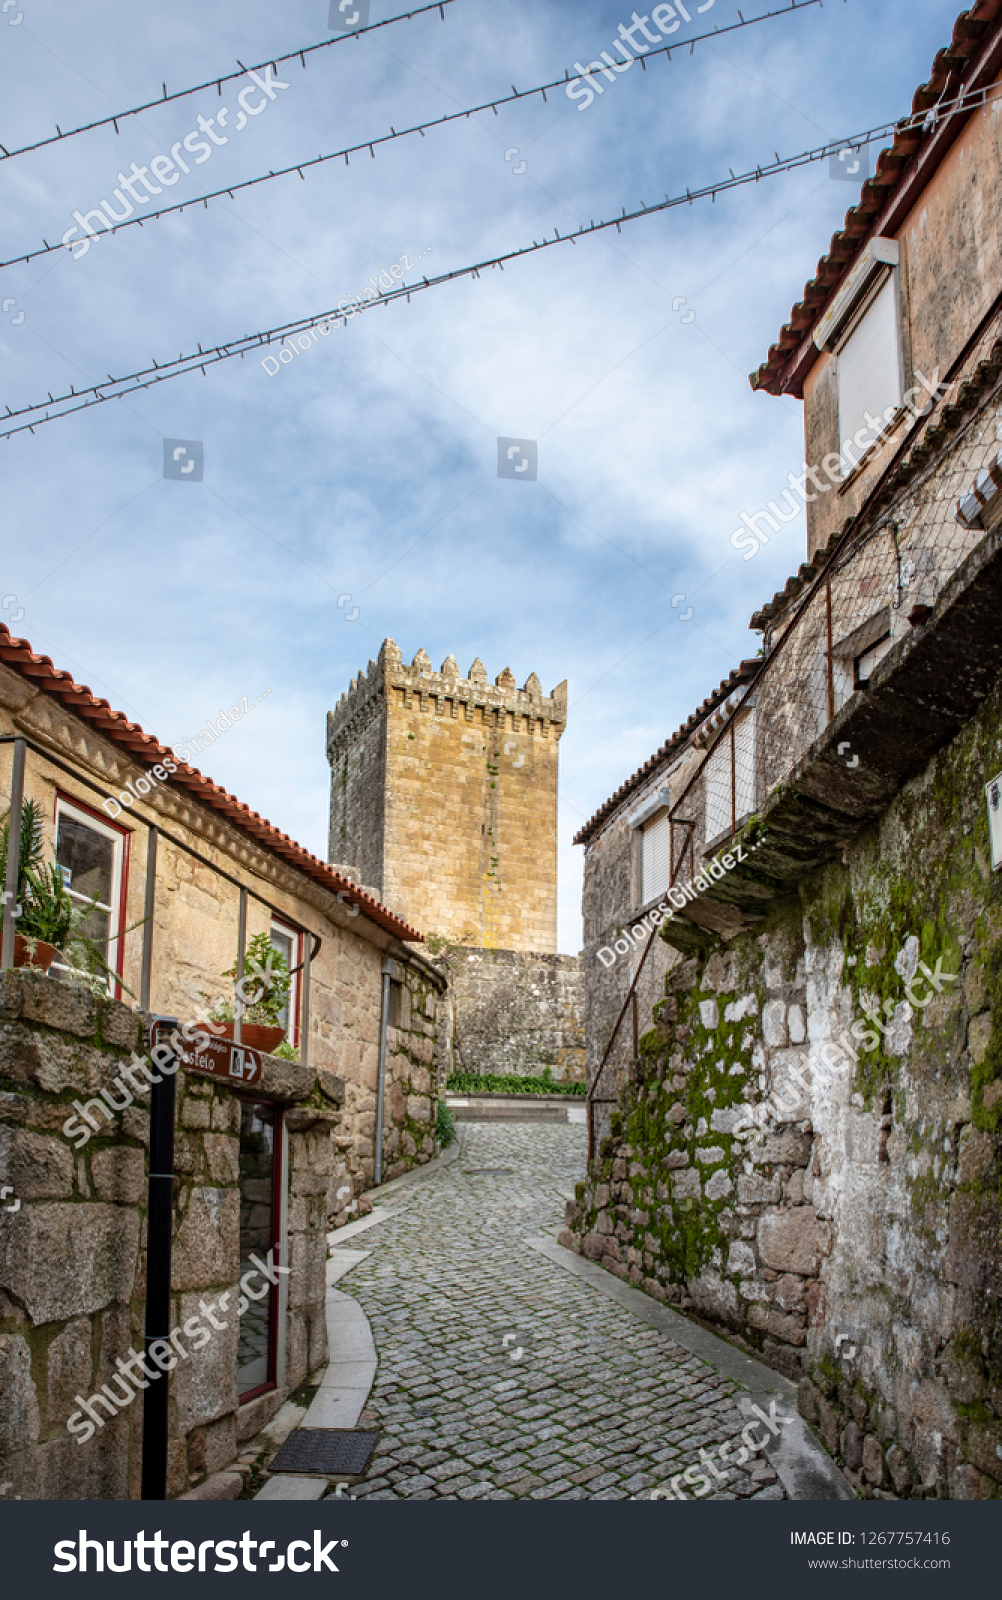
[837,274,901,459]
[641,810,670,904]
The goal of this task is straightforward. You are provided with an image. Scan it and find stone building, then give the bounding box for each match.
[574,661,758,1146]
[566,1,1002,1499]
[0,971,339,1500]
[327,641,585,1081]
[0,624,445,1497]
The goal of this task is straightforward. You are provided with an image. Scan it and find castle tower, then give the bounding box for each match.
[327,640,567,952]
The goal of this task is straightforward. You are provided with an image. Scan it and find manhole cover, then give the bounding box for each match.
[269,1428,379,1476]
[464,1168,513,1175]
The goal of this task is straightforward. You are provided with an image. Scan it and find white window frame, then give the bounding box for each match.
[640,809,670,906]
[52,797,126,994]
[835,271,905,477]
[270,918,302,1046]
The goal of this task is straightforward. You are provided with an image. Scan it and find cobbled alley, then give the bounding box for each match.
[339,1123,787,1501]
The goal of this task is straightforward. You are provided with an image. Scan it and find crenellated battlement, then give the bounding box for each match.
[326,638,566,952]
[326,638,566,758]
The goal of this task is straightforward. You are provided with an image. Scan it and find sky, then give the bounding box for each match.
[0,0,957,952]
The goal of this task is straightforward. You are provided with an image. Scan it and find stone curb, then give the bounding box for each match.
[526,1235,854,1503]
[179,1470,244,1501]
[252,1286,380,1499]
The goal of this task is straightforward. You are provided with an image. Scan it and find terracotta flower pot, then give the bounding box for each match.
[13,934,58,973]
[214,1021,286,1055]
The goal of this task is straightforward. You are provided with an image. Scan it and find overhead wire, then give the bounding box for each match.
[0,1,820,274]
[0,0,462,163]
[4,90,984,446]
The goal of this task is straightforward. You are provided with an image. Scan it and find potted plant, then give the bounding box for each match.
[0,799,140,994]
[205,931,292,1054]
[0,799,59,971]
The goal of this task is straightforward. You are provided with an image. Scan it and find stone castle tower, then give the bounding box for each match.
[326,639,567,951]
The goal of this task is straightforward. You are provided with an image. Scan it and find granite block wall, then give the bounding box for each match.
[0,970,341,1500]
[565,671,1002,1499]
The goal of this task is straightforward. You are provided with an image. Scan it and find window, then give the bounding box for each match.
[238,1100,281,1399]
[269,920,301,1044]
[53,798,127,994]
[641,810,670,905]
[832,607,893,710]
[704,712,756,845]
[387,978,403,1029]
[837,274,902,469]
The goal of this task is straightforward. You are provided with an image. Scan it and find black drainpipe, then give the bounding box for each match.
[374,958,394,1187]
[141,1018,178,1500]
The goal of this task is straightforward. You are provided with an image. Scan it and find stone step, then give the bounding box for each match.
[445,1093,587,1124]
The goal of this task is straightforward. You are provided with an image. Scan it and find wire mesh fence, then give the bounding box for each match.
[587,303,1002,1159]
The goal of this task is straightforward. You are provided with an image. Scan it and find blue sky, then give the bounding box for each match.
[0,0,954,950]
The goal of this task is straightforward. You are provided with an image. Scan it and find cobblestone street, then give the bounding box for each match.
[342,1122,785,1501]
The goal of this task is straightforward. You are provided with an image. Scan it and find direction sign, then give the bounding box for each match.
[152,1028,263,1087]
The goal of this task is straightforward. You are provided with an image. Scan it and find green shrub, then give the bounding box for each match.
[446,1071,586,1097]
[435,1099,456,1146]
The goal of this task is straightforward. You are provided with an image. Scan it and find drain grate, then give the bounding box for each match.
[268,1428,379,1477]
[464,1167,513,1175]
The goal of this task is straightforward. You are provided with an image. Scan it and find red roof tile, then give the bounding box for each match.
[751,0,1002,398]
[0,626,422,943]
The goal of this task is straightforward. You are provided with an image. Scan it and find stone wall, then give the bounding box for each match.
[439,946,585,1083]
[0,667,438,1220]
[564,669,1002,1500]
[327,640,567,953]
[377,954,448,1183]
[0,970,341,1500]
[581,751,703,1137]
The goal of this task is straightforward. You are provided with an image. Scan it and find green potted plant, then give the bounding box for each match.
[0,798,58,971]
[206,931,292,1054]
[0,799,140,995]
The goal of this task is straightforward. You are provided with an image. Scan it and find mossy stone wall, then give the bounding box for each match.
[564,674,1002,1500]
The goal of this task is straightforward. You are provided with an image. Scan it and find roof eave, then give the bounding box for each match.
[0,627,423,944]
[751,4,1002,399]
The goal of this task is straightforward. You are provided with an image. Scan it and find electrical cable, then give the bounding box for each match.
[0,1,820,274]
[3,87,990,444]
[0,0,461,163]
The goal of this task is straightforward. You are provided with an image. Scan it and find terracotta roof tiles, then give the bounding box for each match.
[0,626,422,943]
[751,0,1002,399]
